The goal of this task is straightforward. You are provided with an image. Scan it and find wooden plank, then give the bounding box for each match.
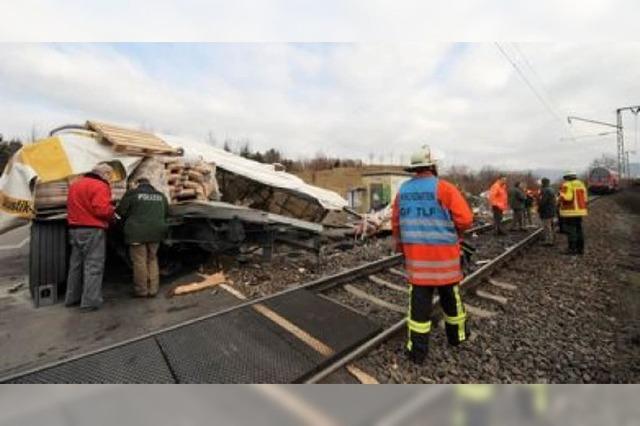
[345,365,379,384]
[170,272,226,296]
[343,285,405,313]
[475,290,508,305]
[87,120,180,154]
[368,275,409,294]
[488,278,517,291]
[253,303,334,357]
[465,304,498,319]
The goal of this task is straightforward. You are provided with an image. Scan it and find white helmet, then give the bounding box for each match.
[405,145,437,171]
[563,170,577,178]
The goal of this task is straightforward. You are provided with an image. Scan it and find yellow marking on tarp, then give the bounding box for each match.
[20,137,72,183]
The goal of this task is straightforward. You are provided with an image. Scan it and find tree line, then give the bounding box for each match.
[221,139,364,172]
[0,135,23,176]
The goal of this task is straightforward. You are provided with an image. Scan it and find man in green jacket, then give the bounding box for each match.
[509,182,527,232]
[116,178,169,297]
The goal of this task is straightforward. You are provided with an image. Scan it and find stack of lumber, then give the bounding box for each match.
[130,156,220,204]
[34,180,68,211]
[34,178,127,212]
[165,158,219,203]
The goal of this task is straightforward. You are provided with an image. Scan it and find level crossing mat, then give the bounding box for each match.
[5,289,380,383]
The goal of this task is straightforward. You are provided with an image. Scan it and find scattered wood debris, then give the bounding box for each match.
[170,272,226,296]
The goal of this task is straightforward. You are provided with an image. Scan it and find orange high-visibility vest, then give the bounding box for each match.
[489,180,508,211]
[392,173,473,286]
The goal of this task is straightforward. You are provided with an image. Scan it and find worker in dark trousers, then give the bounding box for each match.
[488,174,508,236]
[558,171,588,255]
[391,145,474,363]
[537,178,556,246]
[509,182,527,232]
[116,178,169,297]
[65,163,114,312]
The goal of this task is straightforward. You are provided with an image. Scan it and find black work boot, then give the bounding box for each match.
[405,338,429,365]
[407,349,429,365]
[445,322,471,346]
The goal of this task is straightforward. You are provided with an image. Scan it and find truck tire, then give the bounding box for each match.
[29,219,68,303]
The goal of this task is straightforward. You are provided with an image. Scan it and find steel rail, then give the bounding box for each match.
[303,227,544,384]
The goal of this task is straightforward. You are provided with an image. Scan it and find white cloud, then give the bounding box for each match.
[2,1,640,42]
[1,42,639,172]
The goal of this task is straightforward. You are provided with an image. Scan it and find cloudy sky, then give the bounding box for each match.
[1,3,639,171]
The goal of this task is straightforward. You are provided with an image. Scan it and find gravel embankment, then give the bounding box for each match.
[354,190,640,383]
[205,237,395,299]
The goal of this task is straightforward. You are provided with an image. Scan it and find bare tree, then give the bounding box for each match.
[589,154,617,170]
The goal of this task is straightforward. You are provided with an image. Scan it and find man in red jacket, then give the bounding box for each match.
[65,163,114,311]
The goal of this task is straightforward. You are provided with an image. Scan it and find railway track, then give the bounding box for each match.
[0,218,542,384]
[305,226,543,383]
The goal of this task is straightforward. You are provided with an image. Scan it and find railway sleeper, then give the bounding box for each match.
[475,289,509,305]
[343,284,406,314]
[368,275,409,294]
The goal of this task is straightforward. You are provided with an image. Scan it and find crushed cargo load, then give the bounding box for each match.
[0,121,348,235]
[160,134,348,224]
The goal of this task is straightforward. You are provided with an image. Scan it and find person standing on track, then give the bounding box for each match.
[558,170,588,255]
[116,178,169,298]
[391,145,474,364]
[488,174,508,236]
[65,163,115,312]
[509,182,527,232]
[537,178,556,246]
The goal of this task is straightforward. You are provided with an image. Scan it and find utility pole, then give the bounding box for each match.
[616,106,640,179]
[567,115,621,172]
[568,105,640,178]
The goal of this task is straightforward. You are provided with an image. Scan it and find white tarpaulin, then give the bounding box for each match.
[161,134,347,210]
[0,132,141,234]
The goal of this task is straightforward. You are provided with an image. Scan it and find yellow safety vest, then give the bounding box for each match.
[559,179,588,217]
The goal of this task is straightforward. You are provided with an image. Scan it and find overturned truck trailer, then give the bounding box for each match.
[0,121,348,306]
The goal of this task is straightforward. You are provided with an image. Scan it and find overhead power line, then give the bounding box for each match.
[494,42,566,126]
[511,43,560,108]
[558,131,617,141]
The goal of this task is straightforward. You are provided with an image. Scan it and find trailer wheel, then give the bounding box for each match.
[29,219,68,305]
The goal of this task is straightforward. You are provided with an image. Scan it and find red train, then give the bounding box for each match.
[588,167,620,194]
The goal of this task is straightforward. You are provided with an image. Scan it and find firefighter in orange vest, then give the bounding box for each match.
[488,175,508,235]
[392,146,474,364]
[558,170,588,255]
